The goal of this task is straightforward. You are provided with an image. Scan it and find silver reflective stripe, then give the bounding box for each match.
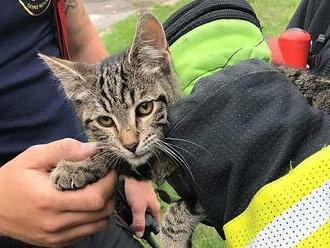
[248,178,330,248]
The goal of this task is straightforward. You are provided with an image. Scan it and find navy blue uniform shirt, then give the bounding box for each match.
[0,0,87,165]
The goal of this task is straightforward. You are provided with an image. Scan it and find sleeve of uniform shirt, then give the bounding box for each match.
[165,59,330,230]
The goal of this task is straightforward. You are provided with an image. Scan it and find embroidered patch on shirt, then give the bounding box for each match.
[19,0,51,16]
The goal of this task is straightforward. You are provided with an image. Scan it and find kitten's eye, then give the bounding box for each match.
[97,116,115,127]
[136,101,154,117]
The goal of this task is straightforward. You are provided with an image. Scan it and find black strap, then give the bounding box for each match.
[164,0,261,46]
[309,34,328,69]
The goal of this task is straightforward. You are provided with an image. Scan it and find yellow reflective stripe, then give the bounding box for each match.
[224,146,330,248]
[295,218,330,248]
[247,178,330,247]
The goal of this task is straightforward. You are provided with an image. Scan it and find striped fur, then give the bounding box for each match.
[42,12,206,248]
[42,13,181,177]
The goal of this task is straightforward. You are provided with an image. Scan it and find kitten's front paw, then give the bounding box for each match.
[51,160,98,190]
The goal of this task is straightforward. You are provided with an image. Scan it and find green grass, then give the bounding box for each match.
[247,0,301,37]
[101,0,301,247]
[192,225,224,248]
[102,0,192,54]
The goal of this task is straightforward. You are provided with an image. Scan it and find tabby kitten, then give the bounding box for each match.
[41,12,200,248]
[41,12,180,188]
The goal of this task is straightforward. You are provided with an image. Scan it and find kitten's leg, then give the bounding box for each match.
[160,200,205,248]
[51,157,109,190]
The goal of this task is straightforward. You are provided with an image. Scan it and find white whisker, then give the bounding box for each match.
[162,142,198,160]
[153,139,198,188]
[165,137,211,155]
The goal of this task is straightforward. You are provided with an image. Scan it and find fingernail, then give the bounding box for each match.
[136,231,144,238]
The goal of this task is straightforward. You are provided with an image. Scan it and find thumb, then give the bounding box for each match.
[17,138,98,170]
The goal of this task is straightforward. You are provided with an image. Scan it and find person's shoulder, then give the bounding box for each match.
[193,59,284,96]
[219,59,278,81]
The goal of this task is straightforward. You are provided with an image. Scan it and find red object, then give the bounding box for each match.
[268,28,311,69]
[53,0,70,59]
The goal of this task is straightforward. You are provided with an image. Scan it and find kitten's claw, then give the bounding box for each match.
[51,161,98,191]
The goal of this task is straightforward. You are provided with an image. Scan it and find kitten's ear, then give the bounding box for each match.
[39,53,97,101]
[128,11,171,74]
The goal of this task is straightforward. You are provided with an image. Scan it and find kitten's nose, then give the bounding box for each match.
[124,143,138,153]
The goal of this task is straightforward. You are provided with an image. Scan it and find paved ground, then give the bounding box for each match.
[83,0,178,30]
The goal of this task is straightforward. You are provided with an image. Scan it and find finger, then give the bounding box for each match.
[131,203,147,238]
[22,138,99,170]
[147,199,161,224]
[53,171,118,212]
[48,200,115,233]
[50,218,109,247]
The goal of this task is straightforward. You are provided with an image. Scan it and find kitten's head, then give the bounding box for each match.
[40,12,180,168]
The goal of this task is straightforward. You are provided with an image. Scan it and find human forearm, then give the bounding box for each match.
[65,0,108,63]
